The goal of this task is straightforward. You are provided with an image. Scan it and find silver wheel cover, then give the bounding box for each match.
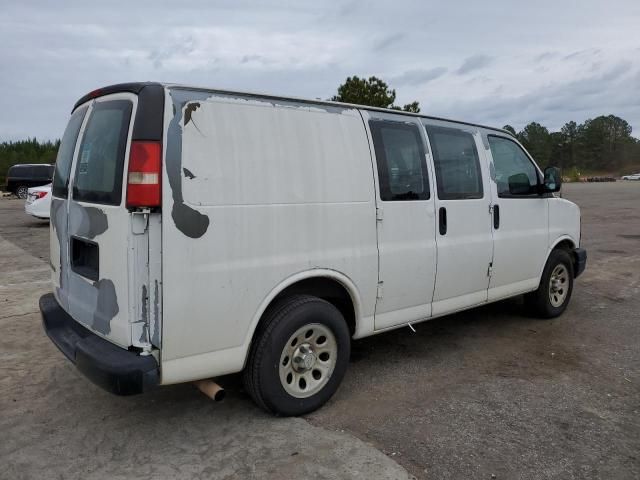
[548,264,569,307]
[279,323,338,399]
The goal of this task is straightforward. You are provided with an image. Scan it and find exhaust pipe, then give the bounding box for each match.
[194,379,226,402]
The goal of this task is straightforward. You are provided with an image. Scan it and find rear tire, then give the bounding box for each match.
[525,249,574,318]
[16,185,28,199]
[243,294,350,416]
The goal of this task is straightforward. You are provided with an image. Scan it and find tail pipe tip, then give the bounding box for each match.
[194,379,226,402]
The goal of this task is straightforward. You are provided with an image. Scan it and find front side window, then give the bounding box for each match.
[73,100,132,205]
[488,135,539,197]
[369,120,429,201]
[426,125,483,200]
[52,106,87,198]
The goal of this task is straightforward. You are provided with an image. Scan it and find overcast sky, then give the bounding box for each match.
[1,0,639,141]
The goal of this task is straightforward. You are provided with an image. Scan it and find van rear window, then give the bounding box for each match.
[53,107,87,197]
[73,100,132,205]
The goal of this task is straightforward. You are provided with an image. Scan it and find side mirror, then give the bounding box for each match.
[543,166,562,193]
[508,173,533,195]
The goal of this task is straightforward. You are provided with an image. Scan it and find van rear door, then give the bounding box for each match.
[50,92,151,349]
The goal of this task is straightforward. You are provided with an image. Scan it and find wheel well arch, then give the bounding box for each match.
[552,238,575,253]
[269,277,357,335]
[544,236,578,276]
[242,270,361,367]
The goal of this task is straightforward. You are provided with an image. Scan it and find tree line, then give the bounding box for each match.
[334,76,640,176]
[1,76,638,187]
[0,138,59,186]
[503,116,640,176]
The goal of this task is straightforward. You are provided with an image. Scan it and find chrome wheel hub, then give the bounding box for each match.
[292,344,316,372]
[279,323,337,399]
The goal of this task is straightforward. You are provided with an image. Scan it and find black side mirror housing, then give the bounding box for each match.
[508,173,533,195]
[543,166,562,193]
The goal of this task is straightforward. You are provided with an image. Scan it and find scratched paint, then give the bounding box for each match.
[166,90,212,238]
[151,279,160,347]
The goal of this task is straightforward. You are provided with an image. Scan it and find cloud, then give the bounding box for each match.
[427,62,640,132]
[374,33,405,51]
[392,67,447,86]
[456,55,493,75]
[0,1,639,140]
[534,51,558,63]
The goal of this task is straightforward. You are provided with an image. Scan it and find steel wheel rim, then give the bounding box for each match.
[279,323,338,399]
[548,264,569,307]
[17,186,28,199]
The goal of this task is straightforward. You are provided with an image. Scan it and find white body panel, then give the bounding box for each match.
[51,84,584,388]
[482,132,550,301]
[25,184,51,219]
[156,87,583,384]
[361,111,438,331]
[160,93,378,382]
[425,123,494,315]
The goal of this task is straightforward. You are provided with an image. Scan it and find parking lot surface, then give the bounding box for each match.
[1,182,639,479]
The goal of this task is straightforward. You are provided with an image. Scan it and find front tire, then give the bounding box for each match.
[525,249,574,318]
[243,295,350,416]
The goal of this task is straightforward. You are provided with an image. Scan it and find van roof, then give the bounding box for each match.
[74,82,511,136]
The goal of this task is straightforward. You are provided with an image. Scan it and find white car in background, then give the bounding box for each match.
[25,184,51,219]
[621,173,640,180]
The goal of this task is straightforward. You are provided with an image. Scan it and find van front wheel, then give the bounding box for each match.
[243,295,350,416]
[525,249,574,318]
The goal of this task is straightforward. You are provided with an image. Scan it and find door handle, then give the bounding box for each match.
[493,204,500,229]
[439,207,447,235]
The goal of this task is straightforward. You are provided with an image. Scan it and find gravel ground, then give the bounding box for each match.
[1,182,639,479]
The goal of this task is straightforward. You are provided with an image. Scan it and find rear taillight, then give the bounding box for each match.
[126,141,162,208]
[34,191,48,199]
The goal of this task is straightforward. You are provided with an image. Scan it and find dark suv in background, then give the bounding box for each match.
[5,164,54,198]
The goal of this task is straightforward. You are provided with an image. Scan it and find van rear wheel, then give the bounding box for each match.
[243,295,350,416]
[525,249,574,318]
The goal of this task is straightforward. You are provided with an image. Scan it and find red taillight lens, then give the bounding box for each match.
[126,141,162,208]
[35,191,48,199]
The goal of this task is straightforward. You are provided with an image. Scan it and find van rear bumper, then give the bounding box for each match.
[39,293,159,395]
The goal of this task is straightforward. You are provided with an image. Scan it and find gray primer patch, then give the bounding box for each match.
[50,198,69,311]
[183,167,196,179]
[167,90,212,238]
[69,203,108,239]
[92,279,119,335]
[151,280,160,347]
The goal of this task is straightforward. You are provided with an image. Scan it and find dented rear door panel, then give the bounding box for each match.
[52,92,144,348]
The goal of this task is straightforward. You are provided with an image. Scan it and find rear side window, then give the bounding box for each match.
[426,125,483,200]
[73,100,132,205]
[369,120,429,201]
[53,106,87,198]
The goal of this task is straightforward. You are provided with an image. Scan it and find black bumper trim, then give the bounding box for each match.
[573,248,587,278]
[40,293,159,395]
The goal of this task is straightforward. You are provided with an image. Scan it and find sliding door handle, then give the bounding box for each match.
[493,204,500,229]
[439,207,447,235]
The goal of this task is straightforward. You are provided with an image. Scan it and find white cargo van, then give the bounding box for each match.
[41,82,587,415]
